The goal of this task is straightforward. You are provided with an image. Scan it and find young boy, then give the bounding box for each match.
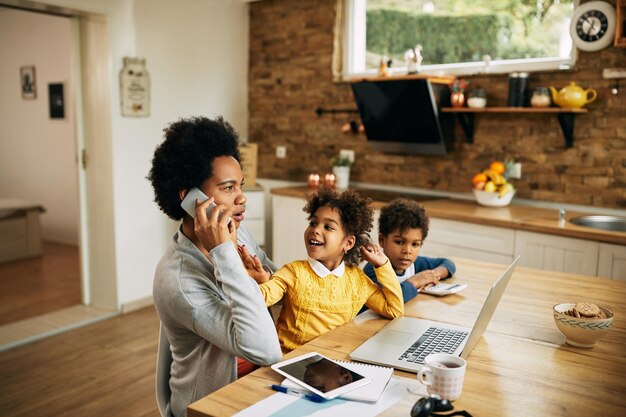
[363,198,456,304]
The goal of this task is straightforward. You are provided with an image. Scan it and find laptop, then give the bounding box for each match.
[350,256,520,373]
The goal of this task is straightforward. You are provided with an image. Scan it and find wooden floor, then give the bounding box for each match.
[0,304,118,349]
[0,241,82,325]
[0,305,160,417]
[0,240,117,353]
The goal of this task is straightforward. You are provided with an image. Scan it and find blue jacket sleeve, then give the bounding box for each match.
[364,262,418,304]
[414,256,456,278]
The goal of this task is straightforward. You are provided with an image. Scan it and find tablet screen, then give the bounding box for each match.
[274,353,366,394]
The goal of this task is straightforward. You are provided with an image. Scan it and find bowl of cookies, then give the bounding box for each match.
[553,302,614,348]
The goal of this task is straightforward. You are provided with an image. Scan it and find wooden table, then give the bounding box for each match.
[188,258,626,417]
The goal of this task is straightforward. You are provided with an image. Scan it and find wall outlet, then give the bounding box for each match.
[276,146,286,159]
[339,149,355,163]
[509,162,522,179]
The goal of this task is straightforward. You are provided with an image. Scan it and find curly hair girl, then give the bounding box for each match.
[253,185,404,353]
[303,186,374,266]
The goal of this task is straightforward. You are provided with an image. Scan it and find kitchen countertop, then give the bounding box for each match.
[270,186,626,245]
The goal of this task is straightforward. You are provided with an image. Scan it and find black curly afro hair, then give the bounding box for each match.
[378,198,429,240]
[303,185,374,266]
[147,116,241,220]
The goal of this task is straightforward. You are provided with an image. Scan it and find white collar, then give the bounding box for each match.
[396,263,415,283]
[308,257,345,278]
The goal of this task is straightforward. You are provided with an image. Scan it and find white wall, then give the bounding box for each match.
[27,0,251,308]
[0,8,79,244]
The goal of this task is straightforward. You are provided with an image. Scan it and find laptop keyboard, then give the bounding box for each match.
[399,326,469,364]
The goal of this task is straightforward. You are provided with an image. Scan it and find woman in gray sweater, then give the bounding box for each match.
[148,116,281,417]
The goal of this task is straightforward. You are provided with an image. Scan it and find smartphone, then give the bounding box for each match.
[180,188,216,218]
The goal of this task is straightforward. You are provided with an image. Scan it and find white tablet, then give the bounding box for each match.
[421,282,468,296]
[270,352,371,400]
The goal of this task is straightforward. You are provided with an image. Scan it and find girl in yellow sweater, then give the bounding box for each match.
[252,186,404,352]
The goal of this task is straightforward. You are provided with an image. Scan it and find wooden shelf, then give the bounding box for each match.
[347,73,455,85]
[441,107,588,148]
[441,107,588,114]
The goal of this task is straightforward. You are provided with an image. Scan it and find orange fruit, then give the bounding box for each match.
[472,172,488,185]
[489,161,505,175]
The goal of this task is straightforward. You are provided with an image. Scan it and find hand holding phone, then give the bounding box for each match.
[180,188,216,218]
[181,188,234,252]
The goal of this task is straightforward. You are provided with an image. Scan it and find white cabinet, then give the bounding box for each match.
[270,193,625,280]
[514,230,599,276]
[245,189,265,246]
[421,218,515,265]
[272,194,308,267]
[598,243,626,280]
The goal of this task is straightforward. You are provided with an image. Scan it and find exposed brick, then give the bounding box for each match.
[249,0,626,209]
[584,176,610,188]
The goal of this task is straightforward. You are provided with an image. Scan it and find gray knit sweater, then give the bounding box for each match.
[153,225,282,417]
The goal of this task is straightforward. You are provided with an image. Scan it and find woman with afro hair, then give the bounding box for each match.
[252,185,404,353]
[148,116,281,417]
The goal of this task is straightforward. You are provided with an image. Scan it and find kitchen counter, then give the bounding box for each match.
[270,186,626,245]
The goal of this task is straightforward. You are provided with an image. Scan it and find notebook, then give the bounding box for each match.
[281,359,394,403]
[349,256,520,373]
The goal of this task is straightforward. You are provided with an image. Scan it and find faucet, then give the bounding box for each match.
[559,208,566,226]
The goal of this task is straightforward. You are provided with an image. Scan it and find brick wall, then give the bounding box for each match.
[249,0,626,208]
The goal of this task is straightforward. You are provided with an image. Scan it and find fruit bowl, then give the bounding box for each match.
[473,189,516,207]
[553,303,614,348]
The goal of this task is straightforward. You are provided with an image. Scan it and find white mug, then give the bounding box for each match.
[417,353,467,401]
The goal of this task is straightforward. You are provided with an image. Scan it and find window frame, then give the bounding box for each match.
[342,0,578,79]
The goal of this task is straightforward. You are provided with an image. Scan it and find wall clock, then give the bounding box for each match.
[570,1,616,51]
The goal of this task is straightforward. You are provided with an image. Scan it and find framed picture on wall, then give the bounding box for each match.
[20,65,37,99]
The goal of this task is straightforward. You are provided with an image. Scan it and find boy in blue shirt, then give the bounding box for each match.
[363,198,456,304]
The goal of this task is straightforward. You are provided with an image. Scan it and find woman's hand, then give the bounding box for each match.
[359,243,389,268]
[408,270,440,290]
[194,198,235,252]
[238,244,271,284]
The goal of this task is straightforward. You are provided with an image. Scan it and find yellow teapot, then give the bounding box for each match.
[549,82,597,109]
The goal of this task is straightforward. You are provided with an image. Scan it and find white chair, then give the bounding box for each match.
[156,322,174,417]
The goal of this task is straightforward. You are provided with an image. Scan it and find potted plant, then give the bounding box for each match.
[331,155,352,189]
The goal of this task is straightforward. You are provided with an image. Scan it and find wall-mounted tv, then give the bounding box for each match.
[351,78,454,155]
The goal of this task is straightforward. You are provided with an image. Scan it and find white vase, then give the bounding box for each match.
[332,166,350,189]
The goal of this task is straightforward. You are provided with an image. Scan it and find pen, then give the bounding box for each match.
[269,384,325,402]
[446,284,461,290]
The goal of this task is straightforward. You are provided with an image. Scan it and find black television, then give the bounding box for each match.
[351,78,454,155]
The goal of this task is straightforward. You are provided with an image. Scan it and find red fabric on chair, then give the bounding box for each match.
[237,357,259,379]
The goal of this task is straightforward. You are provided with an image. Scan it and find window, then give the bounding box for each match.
[343,0,576,77]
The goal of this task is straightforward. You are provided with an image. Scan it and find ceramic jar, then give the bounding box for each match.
[467,89,487,108]
[531,87,551,108]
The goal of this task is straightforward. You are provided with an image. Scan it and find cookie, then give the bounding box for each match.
[574,302,600,318]
[564,308,580,318]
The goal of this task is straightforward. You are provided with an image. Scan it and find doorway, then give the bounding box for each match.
[0,3,118,350]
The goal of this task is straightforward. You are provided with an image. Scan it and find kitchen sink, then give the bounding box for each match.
[569,215,626,233]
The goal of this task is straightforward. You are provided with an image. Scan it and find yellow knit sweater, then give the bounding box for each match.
[259,260,404,352]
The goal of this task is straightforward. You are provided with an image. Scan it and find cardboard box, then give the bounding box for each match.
[239,143,258,186]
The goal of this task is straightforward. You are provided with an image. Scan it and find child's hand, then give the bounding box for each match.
[359,243,389,268]
[408,270,440,290]
[238,244,271,284]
